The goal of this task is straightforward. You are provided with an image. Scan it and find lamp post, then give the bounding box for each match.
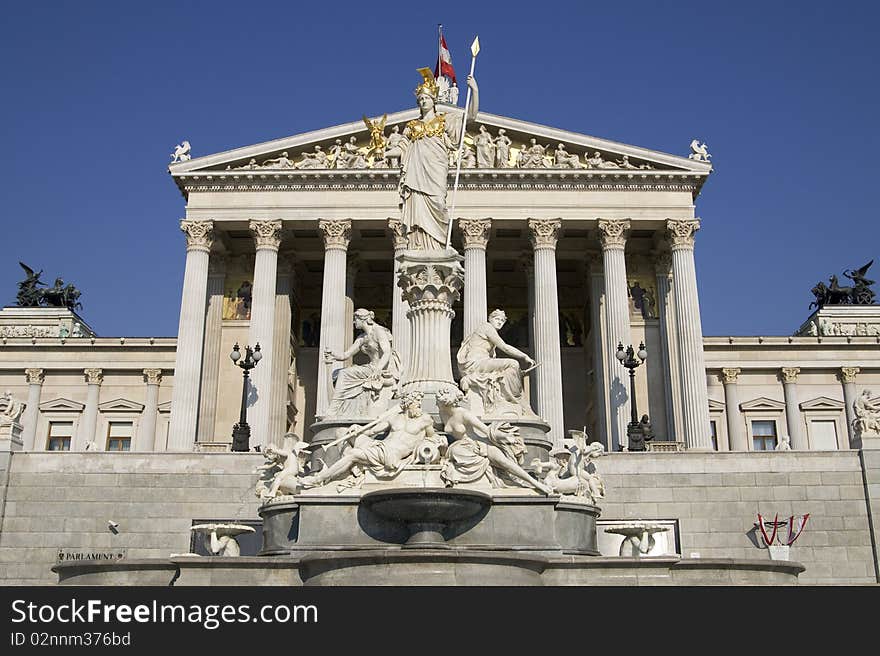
[616,341,649,451]
[230,342,261,452]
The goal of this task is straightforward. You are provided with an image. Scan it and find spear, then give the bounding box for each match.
[446,35,481,250]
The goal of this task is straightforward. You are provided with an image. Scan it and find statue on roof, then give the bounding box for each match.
[16,262,45,307]
[382,67,479,251]
[810,260,876,308]
[171,140,191,163]
[688,139,711,162]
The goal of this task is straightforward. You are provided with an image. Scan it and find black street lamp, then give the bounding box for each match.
[616,341,649,451]
[230,342,261,452]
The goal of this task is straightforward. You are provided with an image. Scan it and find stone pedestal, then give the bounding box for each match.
[397,249,464,410]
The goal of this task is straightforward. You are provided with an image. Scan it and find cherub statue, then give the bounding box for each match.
[254,434,312,499]
[171,140,191,163]
[532,432,605,503]
[688,139,711,162]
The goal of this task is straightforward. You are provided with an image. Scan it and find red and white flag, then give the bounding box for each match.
[434,33,456,84]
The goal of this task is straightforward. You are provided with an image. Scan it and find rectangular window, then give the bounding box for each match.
[710,420,718,451]
[106,422,132,451]
[810,420,838,451]
[751,420,778,451]
[46,422,73,451]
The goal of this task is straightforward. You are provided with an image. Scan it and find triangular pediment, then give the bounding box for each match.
[799,397,845,411]
[157,400,172,414]
[708,398,726,411]
[39,398,85,412]
[739,397,786,411]
[98,398,145,413]
[170,109,711,178]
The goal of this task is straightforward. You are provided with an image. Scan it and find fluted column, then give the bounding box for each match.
[528,219,564,446]
[720,368,747,451]
[780,367,806,450]
[655,253,683,441]
[316,219,352,417]
[168,219,214,450]
[137,369,162,451]
[196,256,226,445]
[398,252,464,399]
[388,218,410,370]
[840,367,860,448]
[21,368,44,451]
[343,253,360,366]
[586,253,609,449]
[75,368,102,451]
[667,219,712,450]
[247,219,283,447]
[459,218,492,337]
[598,219,632,451]
[268,258,293,446]
[521,252,537,410]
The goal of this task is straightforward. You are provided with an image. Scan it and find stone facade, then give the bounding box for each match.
[0,109,877,584]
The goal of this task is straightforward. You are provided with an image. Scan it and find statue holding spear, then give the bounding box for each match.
[383,38,480,252]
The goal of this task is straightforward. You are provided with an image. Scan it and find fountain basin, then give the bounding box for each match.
[361,488,491,548]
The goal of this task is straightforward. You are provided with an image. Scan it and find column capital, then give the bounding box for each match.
[249,219,283,251]
[25,368,44,385]
[459,218,492,250]
[180,220,215,253]
[597,218,631,250]
[387,217,408,251]
[780,367,800,384]
[720,367,741,384]
[840,367,860,384]
[143,369,163,386]
[318,219,352,251]
[527,218,562,250]
[653,252,673,277]
[84,368,103,385]
[666,219,701,250]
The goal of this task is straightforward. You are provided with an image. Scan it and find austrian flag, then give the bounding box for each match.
[434,34,456,83]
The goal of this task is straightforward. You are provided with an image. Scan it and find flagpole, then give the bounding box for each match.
[437,24,442,86]
[446,36,480,250]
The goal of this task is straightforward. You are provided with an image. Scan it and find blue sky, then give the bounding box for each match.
[2,1,878,337]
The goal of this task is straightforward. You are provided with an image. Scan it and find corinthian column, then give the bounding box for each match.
[316,220,351,417]
[654,253,683,441]
[459,218,492,336]
[196,256,226,446]
[388,218,410,369]
[521,251,537,410]
[138,369,162,451]
[840,367,860,447]
[21,368,44,451]
[598,219,632,451]
[528,218,564,445]
[76,369,102,451]
[168,219,214,450]
[586,253,609,449]
[248,219,283,447]
[268,258,293,446]
[720,368,747,451]
[780,367,806,450]
[667,219,711,450]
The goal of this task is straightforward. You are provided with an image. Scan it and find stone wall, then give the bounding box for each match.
[0,450,876,585]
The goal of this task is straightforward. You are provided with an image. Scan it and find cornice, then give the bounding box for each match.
[172,169,708,198]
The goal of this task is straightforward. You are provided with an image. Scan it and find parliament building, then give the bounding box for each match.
[0,99,878,586]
